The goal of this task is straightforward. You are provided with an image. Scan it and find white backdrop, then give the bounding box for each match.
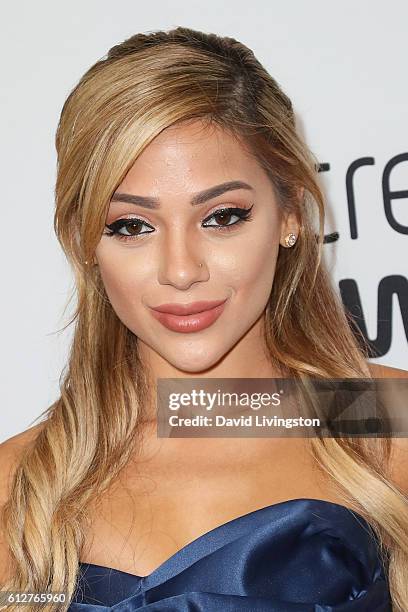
[1,0,407,443]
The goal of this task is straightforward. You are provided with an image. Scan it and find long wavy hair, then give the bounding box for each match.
[1,26,407,611]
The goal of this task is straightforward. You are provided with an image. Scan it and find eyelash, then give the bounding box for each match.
[102,205,254,243]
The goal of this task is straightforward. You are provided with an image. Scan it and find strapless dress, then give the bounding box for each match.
[69,497,392,611]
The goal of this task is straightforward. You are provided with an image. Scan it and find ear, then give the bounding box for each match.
[279,186,303,248]
[296,186,305,201]
[279,211,300,248]
[85,256,98,267]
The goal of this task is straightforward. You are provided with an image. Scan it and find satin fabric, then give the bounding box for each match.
[69,498,391,611]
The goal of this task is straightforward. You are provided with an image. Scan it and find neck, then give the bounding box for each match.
[136,318,288,426]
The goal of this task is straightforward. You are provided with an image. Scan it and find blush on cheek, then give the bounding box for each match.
[98,254,146,292]
[102,285,142,334]
[237,241,280,313]
[232,236,279,286]
[97,267,141,316]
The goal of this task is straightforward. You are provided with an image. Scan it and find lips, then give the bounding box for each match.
[149,299,228,333]
[151,300,227,316]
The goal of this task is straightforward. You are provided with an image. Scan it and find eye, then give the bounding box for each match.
[102,204,254,243]
[103,218,154,242]
[201,205,254,231]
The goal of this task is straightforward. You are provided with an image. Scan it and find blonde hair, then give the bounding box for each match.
[2,26,407,610]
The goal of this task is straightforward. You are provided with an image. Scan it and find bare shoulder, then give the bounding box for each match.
[388,433,408,500]
[0,423,45,499]
[367,362,408,378]
[367,362,408,497]
[0,423,45,583]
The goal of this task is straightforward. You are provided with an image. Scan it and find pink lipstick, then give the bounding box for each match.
[150,299,228,333]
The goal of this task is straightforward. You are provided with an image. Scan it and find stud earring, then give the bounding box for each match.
[283,233,297,248]
[199,262,203,267]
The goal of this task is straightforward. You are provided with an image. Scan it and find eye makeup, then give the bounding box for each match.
[103,204,254,243]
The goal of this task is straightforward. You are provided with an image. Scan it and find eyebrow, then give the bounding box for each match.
[110,180,254,209]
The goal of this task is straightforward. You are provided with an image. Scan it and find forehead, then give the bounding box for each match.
[116,119,270,195]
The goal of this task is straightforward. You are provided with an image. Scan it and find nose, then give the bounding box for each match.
[157,229,208,290]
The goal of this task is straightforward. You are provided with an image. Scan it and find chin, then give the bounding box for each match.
[163,346,228,374]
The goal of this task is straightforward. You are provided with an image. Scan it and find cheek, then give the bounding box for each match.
[94,214,280,329]
[95,253,150,325]
[217,222,280,301]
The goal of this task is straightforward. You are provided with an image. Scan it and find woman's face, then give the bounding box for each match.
[94,119,298,374]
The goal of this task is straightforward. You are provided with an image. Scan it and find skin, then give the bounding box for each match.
[74,119,356,575]
[1,120,407,581]
[94,119,299,400]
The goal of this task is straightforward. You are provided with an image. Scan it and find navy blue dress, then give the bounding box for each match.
[69,498,392,610]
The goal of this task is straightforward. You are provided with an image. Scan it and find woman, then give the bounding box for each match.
[1,26,407,611]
